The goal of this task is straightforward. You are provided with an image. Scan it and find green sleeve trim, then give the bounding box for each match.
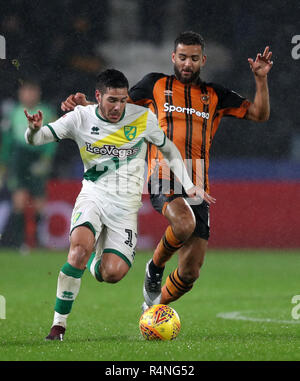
[156,133,166,148]
[46,124,61,142]
[103,248,132,268]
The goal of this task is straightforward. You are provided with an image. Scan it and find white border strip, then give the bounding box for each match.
[217,311,300,324]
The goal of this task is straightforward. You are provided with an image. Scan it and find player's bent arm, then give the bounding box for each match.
[157,137,194,192]
[245,46,272,122]
[245,76,270,122]
[25,125,57,146]
[61,93,94,112]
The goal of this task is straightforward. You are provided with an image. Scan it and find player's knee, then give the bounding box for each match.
[102,272,121,284]
[172,214,196,242]
[68,243,93,269]
[101,267,126,284]
[100,259,129,284]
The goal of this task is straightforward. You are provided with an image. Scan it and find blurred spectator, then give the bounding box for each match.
[0,79,57,251]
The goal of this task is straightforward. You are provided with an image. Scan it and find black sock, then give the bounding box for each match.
[149,259,165,276]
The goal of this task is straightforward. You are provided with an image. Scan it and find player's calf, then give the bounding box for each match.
[160,268,194,305]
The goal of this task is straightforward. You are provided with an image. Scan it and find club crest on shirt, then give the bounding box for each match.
[124,125,137,141]
[200,94,210,105]
[72,212,82,225]
[164,90,173,96]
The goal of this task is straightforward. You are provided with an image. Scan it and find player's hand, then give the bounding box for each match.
[61,92,88,111]
[248,46,273,77]
[24,109,43,131]
[186,186,216,204]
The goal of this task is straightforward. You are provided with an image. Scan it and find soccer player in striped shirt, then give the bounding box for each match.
[61,31,273,312]
[24,69,213,340]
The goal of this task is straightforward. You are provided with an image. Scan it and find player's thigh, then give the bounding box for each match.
[68,196,103,268]
[98,224,137,283]
[164,197,195,224]
[150,180,195,230]
[70,194,104,244]
[100,219,138,271]
[178,235,208,281]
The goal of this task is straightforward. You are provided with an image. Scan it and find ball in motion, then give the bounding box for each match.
[139,304,181,341]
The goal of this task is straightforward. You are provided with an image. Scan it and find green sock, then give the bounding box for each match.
[86,252,103,282]
[54,262,84,317]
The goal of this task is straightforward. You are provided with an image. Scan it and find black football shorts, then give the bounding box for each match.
[148,178,210,240]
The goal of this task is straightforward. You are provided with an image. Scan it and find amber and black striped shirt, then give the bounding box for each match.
[129,73,251,193]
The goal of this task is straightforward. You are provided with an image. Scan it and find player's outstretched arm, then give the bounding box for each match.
[61,92,95,111]
[158,138,216,205]
[24,109,43,144]
[24,109,43,130]
[246,46,273,122]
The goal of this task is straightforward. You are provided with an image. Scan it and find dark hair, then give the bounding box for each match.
[95,69,129,93]
[19,78,40,88]
[174,31,205,52]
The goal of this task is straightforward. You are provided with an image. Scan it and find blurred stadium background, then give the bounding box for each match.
[0,0,299,251]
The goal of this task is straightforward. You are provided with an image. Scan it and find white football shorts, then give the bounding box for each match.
[70,192,138,267]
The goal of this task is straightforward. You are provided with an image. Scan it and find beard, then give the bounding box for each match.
[98,103,108,120]
[99,103,120,122]
[174,64,201,84]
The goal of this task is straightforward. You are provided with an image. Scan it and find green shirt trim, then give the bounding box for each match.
[46,124,60,142]
[95,106,126,123]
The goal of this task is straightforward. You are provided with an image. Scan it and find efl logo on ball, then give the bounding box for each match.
[139,304,181,341]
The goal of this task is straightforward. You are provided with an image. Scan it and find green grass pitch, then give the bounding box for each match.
[0,248,300,361]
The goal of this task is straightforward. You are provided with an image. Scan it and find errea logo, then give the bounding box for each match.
[163,102,209,120]
[91,126,100,135]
